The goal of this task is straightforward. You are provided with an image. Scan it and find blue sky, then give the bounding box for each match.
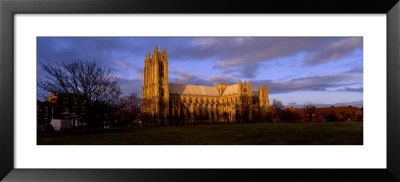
[37,37,363,107]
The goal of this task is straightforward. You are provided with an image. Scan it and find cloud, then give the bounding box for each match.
[193,37,363,79]
[208,38,336,68]
[255,74,362,94]
[118,78,143,96]
[208,75,235,84]
[117,60,132,70]
[169,67,186,75]
[169,64,236,86]
[303,37,362,65]
[37,37,363,81]
[337,87,363,92]
[132,66,144,80]
[191,38,216,46]
[170,74,235,86]
[171,74,202,84]
[344,67,363,74]
[37,37,139,65]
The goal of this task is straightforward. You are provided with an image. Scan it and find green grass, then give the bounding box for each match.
[37,122,363,145]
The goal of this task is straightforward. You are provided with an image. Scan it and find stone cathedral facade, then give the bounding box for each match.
[142,46,270,126]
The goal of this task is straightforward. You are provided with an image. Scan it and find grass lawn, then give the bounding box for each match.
[37,122,363,145]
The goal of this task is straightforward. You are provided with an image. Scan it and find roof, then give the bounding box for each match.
[169,83,219,96]
[169,83,260,97]
[222,84,238,96]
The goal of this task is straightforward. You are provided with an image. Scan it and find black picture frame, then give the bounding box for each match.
[1,0,399,181]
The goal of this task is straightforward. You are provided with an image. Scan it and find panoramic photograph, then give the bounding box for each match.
[36,37,363,145]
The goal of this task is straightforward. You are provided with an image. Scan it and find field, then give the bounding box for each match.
[37,122,363,145]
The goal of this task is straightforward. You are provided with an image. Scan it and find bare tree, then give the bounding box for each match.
[119,93,142,126]
[304,102,316,122]
[38,60,121,131]
[271,99,284,122]
[272,99,284,111]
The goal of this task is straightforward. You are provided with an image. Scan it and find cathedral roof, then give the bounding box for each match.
[222,84,238,96]
[169,83,259,97]
[169,83,219,96]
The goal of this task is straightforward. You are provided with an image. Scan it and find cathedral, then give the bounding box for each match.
[141,46,270,126]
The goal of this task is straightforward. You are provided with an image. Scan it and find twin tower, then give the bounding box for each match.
[142,46,270,126]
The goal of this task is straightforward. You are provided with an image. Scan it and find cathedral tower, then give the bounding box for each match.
[259,83,270,120]
[142,46,169,125]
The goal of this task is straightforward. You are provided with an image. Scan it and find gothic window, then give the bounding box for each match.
[161,89,164,97]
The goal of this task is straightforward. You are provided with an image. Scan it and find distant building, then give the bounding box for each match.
[37,92,86,128]
[142,46,271,125]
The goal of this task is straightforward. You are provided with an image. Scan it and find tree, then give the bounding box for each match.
[272,99,284,111]
[357,107,363,122]
[119,93,142,126]
[304,102,316,122]
[271,99,284,122]
[38,60,121,131]
[281,109,301,122]
[326,111,338,122]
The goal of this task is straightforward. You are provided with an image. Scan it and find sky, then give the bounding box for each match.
[37,37,363,107]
